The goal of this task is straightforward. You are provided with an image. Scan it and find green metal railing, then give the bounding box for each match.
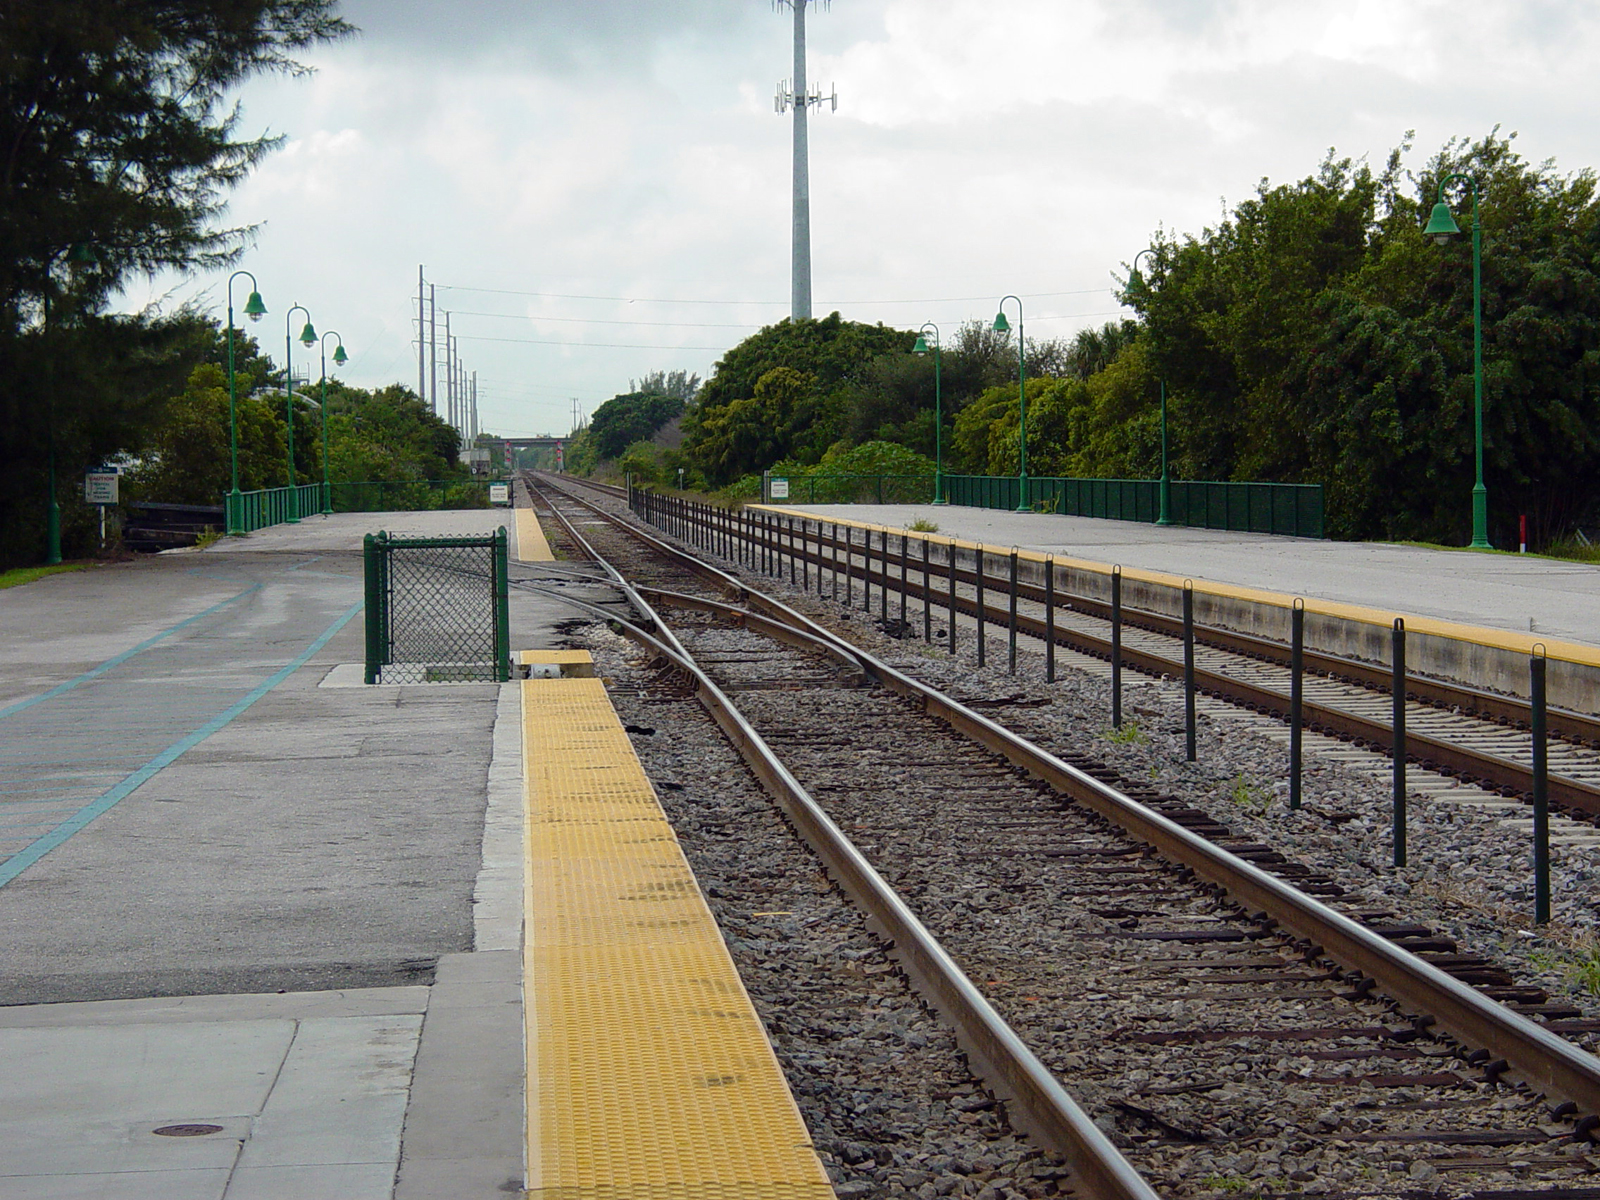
[944,475,1323,538]
[363,528,510,685]
[332,479,493,514]
[227,479,495,534]
[765,473,936,505]
[227,483,326,534]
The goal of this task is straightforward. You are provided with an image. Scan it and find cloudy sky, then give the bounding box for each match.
[125,0,1600,438]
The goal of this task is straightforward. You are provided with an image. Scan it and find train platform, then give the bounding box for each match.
[0,504,829,1199]
[0,508,539,1198]
[519,652,830,1198]
[758,503,1600,652]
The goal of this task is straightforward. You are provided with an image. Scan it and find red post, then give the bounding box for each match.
[1520,513,1528,555]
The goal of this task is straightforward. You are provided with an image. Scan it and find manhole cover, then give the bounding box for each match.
[152,1123,224,1137]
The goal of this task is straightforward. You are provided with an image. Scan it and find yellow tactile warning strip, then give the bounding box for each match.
[522,677,834,1200]
[751,504,1600,669]
[520,649,597,678]
[516,507,555,562]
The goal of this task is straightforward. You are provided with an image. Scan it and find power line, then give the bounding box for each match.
[457,334,728,351]
[449,309,761,330]
[437,284,1114,307]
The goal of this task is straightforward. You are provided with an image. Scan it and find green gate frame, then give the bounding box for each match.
[363,528,510,684]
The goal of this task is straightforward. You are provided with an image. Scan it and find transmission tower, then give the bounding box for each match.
[774,1,835,322]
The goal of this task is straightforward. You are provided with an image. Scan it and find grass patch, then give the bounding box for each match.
[0,563,87,589]
[1387,537,1600,565]
[1104,719,1147,745]
[1227,773,1272,814]
[193,526,224,550]
[906,516,940,533]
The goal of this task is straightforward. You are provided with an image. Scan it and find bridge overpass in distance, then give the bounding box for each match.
[495,436,568,470]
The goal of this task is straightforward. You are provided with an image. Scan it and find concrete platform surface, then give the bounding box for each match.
[0,508,550,1198]
[204,509,517,556]
[0,988,426,1199]
[777,503,1600,649]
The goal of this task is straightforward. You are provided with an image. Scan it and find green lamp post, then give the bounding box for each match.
[992,295,1028,511]
[42,243,98,564]
[318,331,347,516]
[1424,174,1492,549]
[284,305,316,524]
[1130,249,1172,526]
[912,322,945,504]
[225,271,268,534]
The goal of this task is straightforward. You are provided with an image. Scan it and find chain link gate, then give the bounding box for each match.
[363,529,511,683]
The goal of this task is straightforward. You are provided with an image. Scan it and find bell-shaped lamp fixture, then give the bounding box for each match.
[912,334,929,355]
[992,310,1011,333]
[299,320,317,347]
[1423,200,1462,246]
[332,344,348,366]
[244,291,268,322]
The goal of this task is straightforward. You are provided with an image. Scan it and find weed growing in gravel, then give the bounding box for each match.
[1228,774,1272,814]
[194,526,224,550]
[1570,948,1600,996]
[1199,1175,1268,1196]
[906,517,940,533]
[1104,720,1147,745]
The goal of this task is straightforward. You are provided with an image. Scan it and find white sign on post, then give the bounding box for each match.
[770,477,790,501]
[489,482,510,506]
[84,468,118,506]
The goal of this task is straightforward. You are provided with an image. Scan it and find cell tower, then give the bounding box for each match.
[774,1,836,322]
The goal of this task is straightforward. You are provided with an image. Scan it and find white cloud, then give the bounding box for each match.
[121,0,1600,437]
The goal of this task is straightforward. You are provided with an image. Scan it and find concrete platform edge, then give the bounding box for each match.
[394,681,526,1199]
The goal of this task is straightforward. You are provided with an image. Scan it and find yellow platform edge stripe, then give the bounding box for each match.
[519,649,595,666]
[521,677,833,1199]
[516,507,556,562]
[749,504,1600,668]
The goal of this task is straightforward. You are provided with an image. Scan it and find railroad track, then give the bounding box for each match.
[519,472,1600,1200]
[608,479,1600,823]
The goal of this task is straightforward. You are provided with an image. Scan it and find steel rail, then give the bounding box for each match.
[596,477,1600,743]
[525,477,1161,1200]
[605,481,1600,816]
[535,471,1600,1127]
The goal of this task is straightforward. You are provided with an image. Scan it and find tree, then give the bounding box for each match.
[683,313,914,482]
[1114,132,1600,543]
[630,369,701,401]
[0,1,351,564]
[587,390,686,461]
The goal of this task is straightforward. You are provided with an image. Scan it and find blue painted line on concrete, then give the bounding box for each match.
[0,586,261,721]
[0,600,362,888]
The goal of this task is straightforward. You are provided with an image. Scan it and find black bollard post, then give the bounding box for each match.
[899,532,908,625]
[883,534,896,630]
[947,539,958,655]
[975,546,987,668]
[865,529,875,616]
[1111,566,1123,729]
[1392,617,1407,869]
[1045,556,1056,683]
[844,525,853,606]
[1290,600,1305,811]
[1532,647,1550,924]
[1183,580,1196,762]
[831,524,839,601]
[923,536,932,643]
[878,530,887,620]
[1008,549,1019,674]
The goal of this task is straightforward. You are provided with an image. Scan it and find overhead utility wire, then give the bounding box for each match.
[457,334,730,351]
[437,284,1113,306]
[455,311,1126,351]
[448,310,761,329]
